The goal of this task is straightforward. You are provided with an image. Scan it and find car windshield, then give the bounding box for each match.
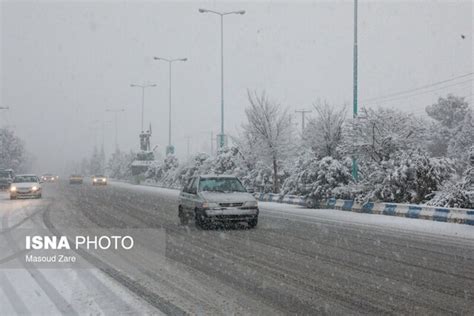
[199,178,247,193]
[13,176,38,183]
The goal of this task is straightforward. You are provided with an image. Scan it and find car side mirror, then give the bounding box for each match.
[247,188,255,194]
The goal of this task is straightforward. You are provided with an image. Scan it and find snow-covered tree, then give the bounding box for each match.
[174,152,211,186]
[447,108,474,167]
[356,149,455,204]
[281,150,353,199]
[303,101,346,158]
[425,94,471,158]
[343,107,427,163]
[242,90,294,193]
[107,149,134,179]
[426,94,469,129]
[428,146,474,208]
[0,127,27,172]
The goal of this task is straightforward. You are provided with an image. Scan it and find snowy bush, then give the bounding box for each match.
[281,151,353,199]
[427,149,474,208]
[356,150,455,204]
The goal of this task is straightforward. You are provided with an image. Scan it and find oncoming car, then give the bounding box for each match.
[69,175,83,184]
[41,173,57,183]
[92,175,107,185]
[10,174,42,199]
[178,175,259,228]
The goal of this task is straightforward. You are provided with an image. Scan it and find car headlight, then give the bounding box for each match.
[93,179,97,182]
[10,186,17,192]
[202,202,220,209]
[32,186,38,191]
[243,200,258,208]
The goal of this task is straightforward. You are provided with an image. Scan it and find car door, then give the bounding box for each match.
[186,177,200,212]
[181,177,196,212]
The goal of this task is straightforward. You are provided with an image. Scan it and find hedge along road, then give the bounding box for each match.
[1,180,474,315]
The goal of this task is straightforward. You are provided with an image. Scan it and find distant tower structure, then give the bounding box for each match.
[139,128,152,152]
[132,123,155,176]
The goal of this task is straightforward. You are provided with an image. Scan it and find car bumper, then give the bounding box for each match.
[93,181,107,185]
[69,180,83,184]
[11,191,41,198]
[204,208,259,221]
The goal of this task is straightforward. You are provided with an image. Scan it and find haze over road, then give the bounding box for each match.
[1,181,474,315]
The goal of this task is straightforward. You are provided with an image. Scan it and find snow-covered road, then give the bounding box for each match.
[1,181,473,315]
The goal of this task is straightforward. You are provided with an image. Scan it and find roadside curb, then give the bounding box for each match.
[253,193,474,226]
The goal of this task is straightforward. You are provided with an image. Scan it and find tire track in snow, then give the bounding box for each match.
[1,206,79,315]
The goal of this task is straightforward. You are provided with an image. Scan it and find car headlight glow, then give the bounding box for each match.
[32,186,38,191]
[202,202,220,209]
[10,186,17,192]
[93,179,97,182]
[243,200,258,208]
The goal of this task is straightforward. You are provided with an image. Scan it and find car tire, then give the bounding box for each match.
[178,206,189,225]
[248,217,258,229]
[195,209,209,229]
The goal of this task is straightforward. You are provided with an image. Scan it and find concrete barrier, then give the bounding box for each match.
[253,193,474,226]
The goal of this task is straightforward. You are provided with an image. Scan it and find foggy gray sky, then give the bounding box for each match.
[1,0,472,173]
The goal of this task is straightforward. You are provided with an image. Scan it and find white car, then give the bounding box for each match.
[178,175,259,228]
[10,174,42,199]
[92,175,108,185]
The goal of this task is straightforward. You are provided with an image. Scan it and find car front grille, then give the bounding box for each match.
[219,202,244,208]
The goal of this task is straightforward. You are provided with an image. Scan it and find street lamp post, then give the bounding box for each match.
[153,57,187,155]
[106,108,125,151]
[198,8,245,148]
[130,83,157,132]
[352,0,359,181]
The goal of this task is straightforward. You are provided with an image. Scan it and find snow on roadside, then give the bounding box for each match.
[260,201,474,241]
[110,180,180,198]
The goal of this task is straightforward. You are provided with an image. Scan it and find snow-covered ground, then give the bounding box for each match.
[260,201,474,241]
[110,181,474,241]
[0,191,161,315]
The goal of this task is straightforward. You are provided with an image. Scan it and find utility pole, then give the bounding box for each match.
[295,109,312,134]
[352,0,359,181]
[153,57,187,155]
[106,108,125,151]
[185,136,191,160]
[210,131,214,156]
[199,8,246,149]
[130,83,156,132]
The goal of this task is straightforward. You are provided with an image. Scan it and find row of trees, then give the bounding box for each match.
[0,127,30,172]
[102,92,473,208]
